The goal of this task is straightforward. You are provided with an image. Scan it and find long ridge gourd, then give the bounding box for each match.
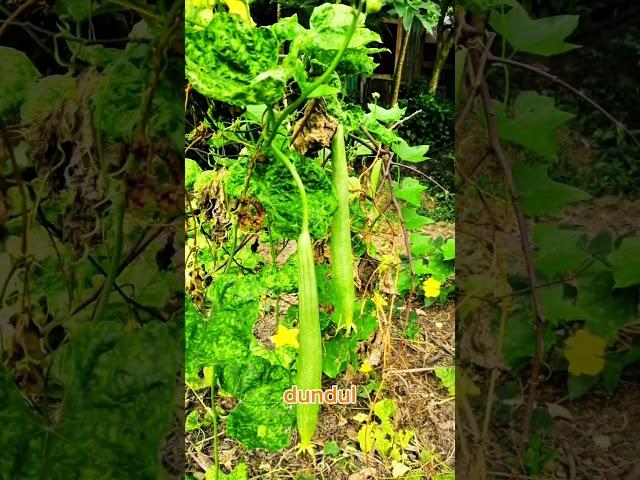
[331,124,356,334]
[270,146,322,455]
[295,227,322,454]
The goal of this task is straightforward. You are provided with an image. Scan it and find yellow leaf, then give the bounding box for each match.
[223,0,255,24]
[270,324,299,350]
[373,292,387,311]
[391,460,411,478]
[564,329,606,376]
[352,413,369,423]
[423,277,441,298]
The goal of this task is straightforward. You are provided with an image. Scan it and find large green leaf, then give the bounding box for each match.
[368,103,406,124]
[608,237,640,287]
[514,163,590,216]
[226,384,296,451]
[502,309,556,369]
[226,148,337,239]
[185,275,260,383]
[392,138,430,163]
[0,322,177,478]
[533,224,589,278]
[495,91,574,159]
[401,206,434,230]
[186,13,288,105]
[539,284,584,326]
[575,262,638,342]
[219,357,292,399]
[297,3,385,76]
[490,3,579,56]
[0,47,40,117]
[389,0,440,31]
[20,75,75,125]
[185,159,203,191]
[395,177,426,207]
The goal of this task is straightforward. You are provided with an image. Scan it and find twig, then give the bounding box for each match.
[348,133,378,153]
[0,20,151,44]
[488,54,640,148]
[388,367,435,374]
[390,109,423,131]
[385,158,415,323]
[456,33,496,130]
[390,161,452,197]
[0,0,36,40]
[471,49,547,443]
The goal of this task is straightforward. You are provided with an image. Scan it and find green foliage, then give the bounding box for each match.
[524,434,559,475]
[404,312,422,340]
[301,4,385,76]
[227,384,296,451]
[323,300,378,378]
[458,0,640,403]
[608,237,640,288]
[20,75,75,124]
[397,234,455,304]
[0,46,40,117]
[255,148,336,239]
[357,398,414,460]
[205,463,250,480]
[185,158,203,191]
[185,276,260,382]
[513,162,590,215]
[396,178,427,207]
[388,0,440,31]
[433,366,455,396]
[323,440,342,456]
[494,91,575,159]
[490,2,580,56]
[397,82,455,221]
[186,13,286,105]
[0,322,177,478]
[184,0,453,459]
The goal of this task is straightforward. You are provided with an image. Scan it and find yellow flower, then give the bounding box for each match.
[359,361,374,373]
[564,329,606,376]
[423,277,441,298]
[270,324,299,350]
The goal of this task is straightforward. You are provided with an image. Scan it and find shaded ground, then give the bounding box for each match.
[456,108,640,479]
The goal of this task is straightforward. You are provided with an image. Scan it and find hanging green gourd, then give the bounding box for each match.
[330,124,356,334]
[270,146,322,455]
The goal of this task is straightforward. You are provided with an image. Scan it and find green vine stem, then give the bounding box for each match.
[263,0,364,150]
[211,366,220,480]
[224,221,239,273]
[270,147,310,232]
[92,188,126,323]
[238,1,364,202]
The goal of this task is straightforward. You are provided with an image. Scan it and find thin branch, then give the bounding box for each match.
[456,33,496,130]
[348,133,378,153]
[385,157,415,323]
[0,20,151,45]
[0,0,36,40]
[471,49,547,443]
[390,161,453,197]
